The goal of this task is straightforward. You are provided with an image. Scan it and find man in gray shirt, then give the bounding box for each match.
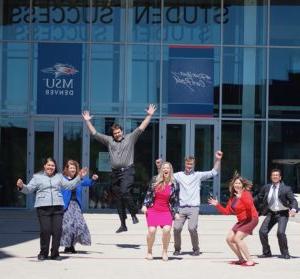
[173,151,223,256]
[82,104,156,233]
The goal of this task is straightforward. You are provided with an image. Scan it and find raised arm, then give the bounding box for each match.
[82,110,97,135]
[213,150,223,172]
[138,104,157,131]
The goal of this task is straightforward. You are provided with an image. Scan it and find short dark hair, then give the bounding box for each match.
[110,123,123,135]
[185,156,195,162]
[270,168,282,176]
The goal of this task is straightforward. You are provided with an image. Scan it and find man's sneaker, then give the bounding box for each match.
[192,250,201,256]
[115,225,128,233]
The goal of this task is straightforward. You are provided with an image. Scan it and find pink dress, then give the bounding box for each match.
[146,184,172,227]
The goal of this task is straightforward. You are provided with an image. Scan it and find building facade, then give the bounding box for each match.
[1,0,300,210]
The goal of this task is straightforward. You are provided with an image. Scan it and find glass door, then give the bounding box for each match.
[28,117,84,207]
[160,119,220,211]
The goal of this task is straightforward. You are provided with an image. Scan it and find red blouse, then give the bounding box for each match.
[216,190,258,222]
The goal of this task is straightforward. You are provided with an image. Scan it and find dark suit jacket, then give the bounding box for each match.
[254,182,299,216]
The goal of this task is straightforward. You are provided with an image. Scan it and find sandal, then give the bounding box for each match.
[229,260,246,265]
[241,261,256,267]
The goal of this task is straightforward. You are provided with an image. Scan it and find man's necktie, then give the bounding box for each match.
[269,185,277,207]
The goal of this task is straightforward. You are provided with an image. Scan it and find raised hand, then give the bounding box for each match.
[215,150,223,160]
[79,167,89,178]
[82,111,93,121]
[16,178,24,189]
[208,197,218,206]
[91,174,99,181]
[145,104,157,116]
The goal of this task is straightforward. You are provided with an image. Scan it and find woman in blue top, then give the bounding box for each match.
[60,160,98,253]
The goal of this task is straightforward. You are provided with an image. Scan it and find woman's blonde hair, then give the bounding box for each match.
[153,161,175,191]
[228,172,253,198]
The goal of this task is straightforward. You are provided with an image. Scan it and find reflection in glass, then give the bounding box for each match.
[194,125,214,203]
[163,0,221,44]
[269,48,300,119]
[222,47,266,118]
[90,44,123,114]
[126,44,160,115]
[0,117,27,207]
[92,0,124,42]
[224,0,268,45]
[63,121,82,165]
[0,43,29,113]
[0,0,30,40]
[129,0,161,43]
[34,121,54,172]
[221,121,265,203]
[32,0,89,41]
[268,121,300,193]
[166,124,186,172]
[270,0,300,46]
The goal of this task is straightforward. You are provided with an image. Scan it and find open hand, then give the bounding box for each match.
[145,104,157,116]
[82,111,93,121]
[208,197,218,206]
[79,167,88,178]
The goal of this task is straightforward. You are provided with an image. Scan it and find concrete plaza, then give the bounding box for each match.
[0,211,300,279]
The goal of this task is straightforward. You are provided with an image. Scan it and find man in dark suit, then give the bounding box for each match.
[255,169,298,259]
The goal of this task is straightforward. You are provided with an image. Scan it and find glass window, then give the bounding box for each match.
[223,0,268,45]
[0,117,27,207]
[221,120,265,203]
[92,0,125,42]
[31,43,88,114]
[269,48,300,119]
[270,0,300,46]
[222,47,267,118]
[90,44,123,115]
[162,45,220,117]
[0,0,30,40]
[129,0,162,43]
[0,43,29,113]
[268,121,300,193]
[32,0,89,41]
[126,44,160,115]
[162,0,221,45]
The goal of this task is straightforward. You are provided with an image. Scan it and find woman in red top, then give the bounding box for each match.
[208,174,258,266]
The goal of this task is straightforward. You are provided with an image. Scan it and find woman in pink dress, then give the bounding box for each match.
[142,162,179,261]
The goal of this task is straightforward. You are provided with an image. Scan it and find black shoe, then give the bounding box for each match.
[192,250,201,256]
[258,253,272,258]
[70,246,77,254]
[50,254,62,261]
[173,250,180,256]
[37,254,47,261]
[132,216,139,224]
[64,247,72,254]
[115,225,128,233]
[279,254,290,259]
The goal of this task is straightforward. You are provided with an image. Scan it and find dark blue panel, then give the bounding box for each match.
[37,43,82,115]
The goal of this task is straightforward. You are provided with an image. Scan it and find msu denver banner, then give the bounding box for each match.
[168,46,214,116]
[37,43,82,115]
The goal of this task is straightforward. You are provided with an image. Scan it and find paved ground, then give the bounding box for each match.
[0,210,300,279]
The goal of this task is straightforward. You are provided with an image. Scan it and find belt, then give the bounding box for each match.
[112,164,134,172]
[179,205,199,208]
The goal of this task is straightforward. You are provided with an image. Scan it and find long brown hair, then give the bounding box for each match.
[152,162,175,191]
[228,172,253,198]
[63,160,80,178]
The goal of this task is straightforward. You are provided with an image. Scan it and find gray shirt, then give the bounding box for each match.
[174,169,218,207]
[21,172,81,208]
[93,128,143,169]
